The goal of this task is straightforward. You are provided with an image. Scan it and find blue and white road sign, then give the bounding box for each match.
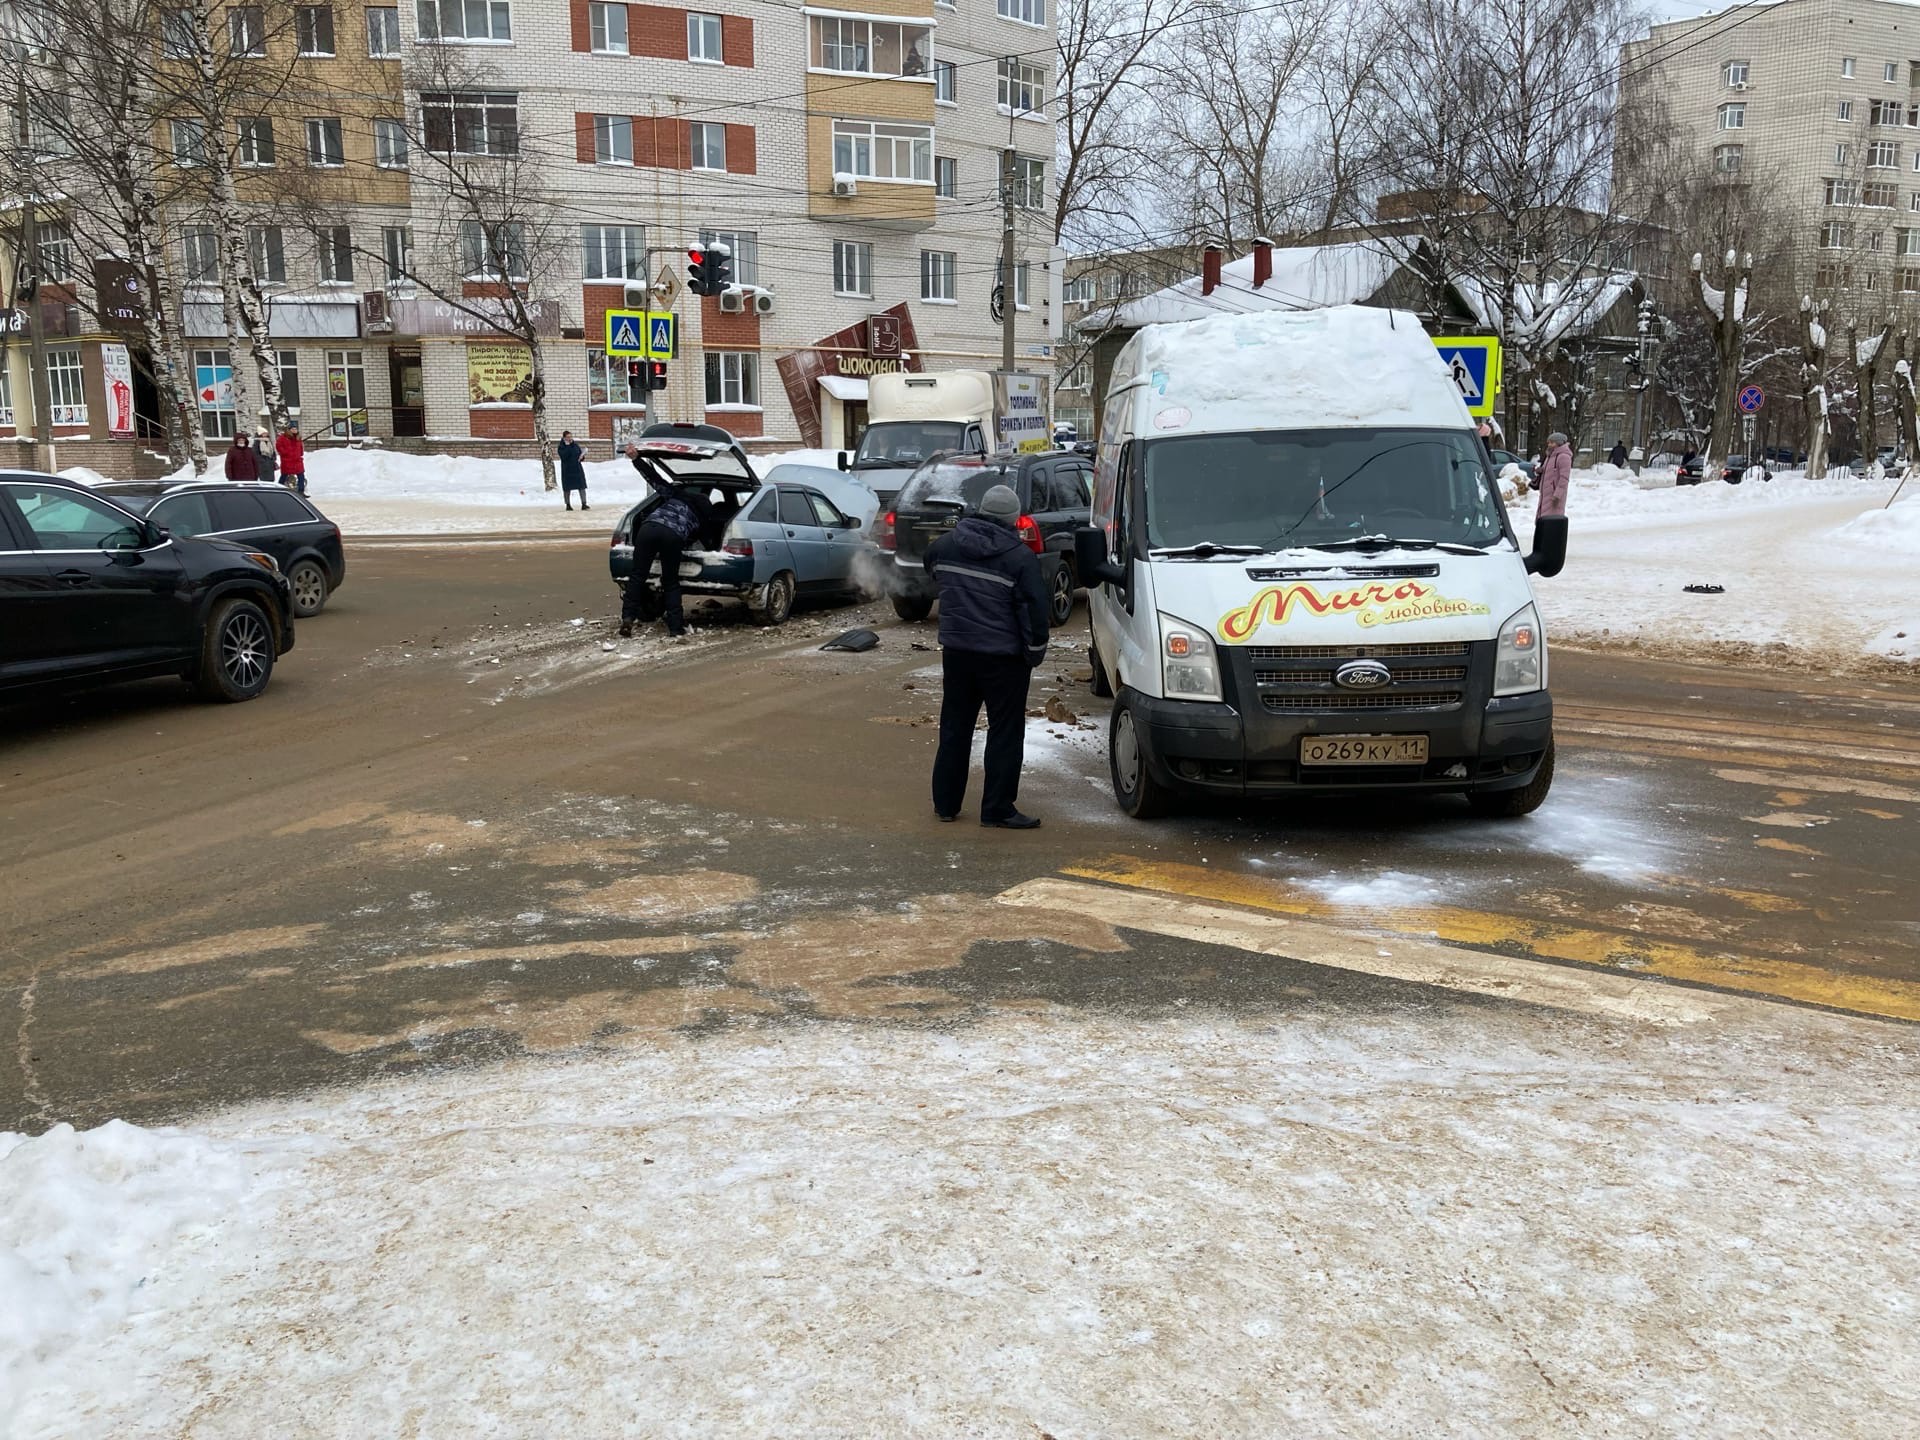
[605,309,646,358]
[646,313,676,361]
[1432,337,1502,419]
[1737,384,1764,413]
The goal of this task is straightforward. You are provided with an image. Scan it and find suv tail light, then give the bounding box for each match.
[878,510,896,551]
[723,538,753,557]
[1016,515,1043,554]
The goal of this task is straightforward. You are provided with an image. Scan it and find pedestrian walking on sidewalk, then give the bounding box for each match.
[276,423,307,496]
[1608,439,1629,468]
[1537,431,1573,518]
[618,445,714,639]
[253,427,277,486]
[558,431,588,511]
[924,483,1051,830]
[223,432,257,481]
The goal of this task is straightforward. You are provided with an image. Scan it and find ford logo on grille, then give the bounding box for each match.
[1333,659,1393,690]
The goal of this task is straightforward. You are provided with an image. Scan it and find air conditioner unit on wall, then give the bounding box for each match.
[719,289,746,313]
[753,292,775,314]
[832,176,858,197]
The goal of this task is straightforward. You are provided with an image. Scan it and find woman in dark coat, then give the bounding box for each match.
[558,431,588,511]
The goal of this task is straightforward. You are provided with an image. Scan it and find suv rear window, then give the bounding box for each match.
[208,491,270,530]
[256,490,314,524]
[896,462,1018,512]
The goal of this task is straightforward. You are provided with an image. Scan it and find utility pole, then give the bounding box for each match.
[1629,296,1656,473]
[1000,146,1017,374]
[14,70,54,470]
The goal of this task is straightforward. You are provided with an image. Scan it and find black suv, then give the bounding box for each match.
[880,451,1093,626]
[0,473,295,703]
[93,480,345,617]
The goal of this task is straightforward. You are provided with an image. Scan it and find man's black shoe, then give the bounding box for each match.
[617,622,634,638]
[981,811,1041,830]
[935,811,958,822]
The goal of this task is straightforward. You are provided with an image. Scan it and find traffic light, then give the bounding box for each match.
[647,361,669,391]
[688,246,712,296]
[627,359,645,388]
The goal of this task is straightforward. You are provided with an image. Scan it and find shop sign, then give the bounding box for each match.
[467,341,535,406]
[102,344,135,435]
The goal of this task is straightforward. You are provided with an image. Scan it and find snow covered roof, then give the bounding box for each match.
[1451,273,1638,347]
[1110,240,1410,328]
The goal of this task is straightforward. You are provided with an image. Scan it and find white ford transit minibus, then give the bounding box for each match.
[1073,305,1567,819]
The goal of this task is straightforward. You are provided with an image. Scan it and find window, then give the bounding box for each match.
[1839,99,1855,121]
[162,8,199,58]
[1866,181,1899,206]
[1063,275,1096,303]
[229,5,265,55]
[582,224,646,280]
[1888,61,1901,83]
[248,225,287,282]
[1835,142,1853,166]
[368,7,400,56]
[459,220,527,279]
[1816,263,1851,287]
[184,226,220,283]
[998,0,1044,24]
[277,350,302,412]
[934,59,956,103]
[1717,103,1744,130]
[17,484,150,548]
[997,257,1030,308]
[1872,99,1904,126]
[22,96,69,157]
[317,225,353,283]
[1820,221,1853,248]
[832,120,932,182]
[809,17,932,78]
[382,225,413,283]
[935,155,957,197]
[305,117,344,166]
[590,2,627,52]
[1871,140,1899,167]
[1843,57,1857,78]
[1912,192,1920,212]
[1713,143,1744,174]
[588,350,645,406]
[1869,229,1884,251]
[689,12,722,62]
[594,114,633,165]
[1060,359,1091,391]
[374,118,408,168]
[326,350,368,437]
[920,249,955,301]
[998,59,1045,114]
[704,351,758,407]
[1825,178,1859,205]
[194,348,234,437]
[417,0,511,41]
[171,118,207,167]
[1900,268,1920,292]
[422,92,518,155]
[36,220,73,280]
[1722,60,1747,87]
[1013,155,1045,208]
[296,6,335,55]
[689,121,725,170]
[698,229,758,284]
[832,240,872,297]
[238,116,276,166]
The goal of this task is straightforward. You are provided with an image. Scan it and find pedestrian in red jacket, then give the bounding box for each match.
[276,424,307,495]
[223,433,258,481]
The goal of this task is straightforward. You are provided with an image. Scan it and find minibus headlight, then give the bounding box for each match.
[1494,603,1545,696]
[1159,614,1222,702]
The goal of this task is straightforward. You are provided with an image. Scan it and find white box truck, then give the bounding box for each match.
[1074,305,1568,820]
[838,371,998,507]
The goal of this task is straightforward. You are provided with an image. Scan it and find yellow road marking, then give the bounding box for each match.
[1060,856,1920,1024]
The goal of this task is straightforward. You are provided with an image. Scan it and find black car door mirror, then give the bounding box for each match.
[1074,526,1125,587]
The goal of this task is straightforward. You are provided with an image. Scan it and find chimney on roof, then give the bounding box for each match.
[1252,236,1274,290]
[1201,240,1223,296]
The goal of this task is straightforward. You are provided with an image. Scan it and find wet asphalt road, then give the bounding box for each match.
[3,536,1917,1132]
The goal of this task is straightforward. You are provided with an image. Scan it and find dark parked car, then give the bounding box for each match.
[1719,455,1751,484]
[92,480,345,616]
[880,450,1093,626]
[0,472,295,703]
[610,438,873,626]
[1676,455,1705,485]
[1486,447,1536,482]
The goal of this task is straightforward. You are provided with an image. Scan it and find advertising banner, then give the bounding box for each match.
[995,371,1050,453]
[102,343,135,436]
[195,359,235,412]
[467,342,535,406]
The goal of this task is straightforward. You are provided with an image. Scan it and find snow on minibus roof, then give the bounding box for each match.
[1122,305,1474,435]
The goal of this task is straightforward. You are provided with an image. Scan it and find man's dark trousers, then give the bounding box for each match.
[623,521,687,632]
[933,647,1031,821]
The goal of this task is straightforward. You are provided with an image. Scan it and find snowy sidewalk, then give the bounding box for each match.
[6,1005,1918,1438]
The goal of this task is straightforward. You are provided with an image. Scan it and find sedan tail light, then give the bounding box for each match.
[878,511,897,551]
[723,538,753,557]
[1016,515,1044,554]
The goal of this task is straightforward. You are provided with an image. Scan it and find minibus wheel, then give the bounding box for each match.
[1110,699,1173,819]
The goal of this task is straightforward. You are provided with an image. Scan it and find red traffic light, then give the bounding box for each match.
[687,246,705,264]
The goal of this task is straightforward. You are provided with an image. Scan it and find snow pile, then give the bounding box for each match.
[1829,494,1920,556]
[0,1121,263,1401]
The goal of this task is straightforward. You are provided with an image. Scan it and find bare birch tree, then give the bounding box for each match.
[1693,248,1751,463]
[1800,298,1833,479]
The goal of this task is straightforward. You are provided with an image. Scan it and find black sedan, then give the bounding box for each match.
[94,480,345,616]
[1,472,295,703]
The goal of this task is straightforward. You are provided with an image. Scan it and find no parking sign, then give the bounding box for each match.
[1738,385,1764,413]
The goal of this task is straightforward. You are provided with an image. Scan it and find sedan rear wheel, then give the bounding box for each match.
[750,570,796,626]
[1048,559,1076,627]
[288,559,329,617]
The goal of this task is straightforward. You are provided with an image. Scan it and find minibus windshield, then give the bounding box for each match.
[1142,428,1507,553]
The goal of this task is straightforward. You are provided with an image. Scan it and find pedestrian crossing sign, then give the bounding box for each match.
[606,309,647,358]
[646,313,675,361]
[1433,336,1502,418]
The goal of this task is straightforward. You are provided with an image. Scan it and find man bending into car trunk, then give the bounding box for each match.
[619,447,715,640]
[924,484,1051,829]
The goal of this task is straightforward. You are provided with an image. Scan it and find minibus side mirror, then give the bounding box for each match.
[1525,516,1567,577]
[1075,526,1125,587]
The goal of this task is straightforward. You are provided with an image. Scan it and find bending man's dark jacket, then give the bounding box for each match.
[924,516,1049,667]
[633,462,719,547]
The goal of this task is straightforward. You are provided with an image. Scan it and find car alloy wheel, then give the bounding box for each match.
[1049,562,1075,626]
[289,560,327,616]
[222,609,269,689]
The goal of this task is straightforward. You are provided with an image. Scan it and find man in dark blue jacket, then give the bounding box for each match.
[923,483,1050,829]
[619,447,715,639]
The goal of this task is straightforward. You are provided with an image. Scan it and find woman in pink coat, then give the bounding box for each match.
[1535,432,1572,518]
